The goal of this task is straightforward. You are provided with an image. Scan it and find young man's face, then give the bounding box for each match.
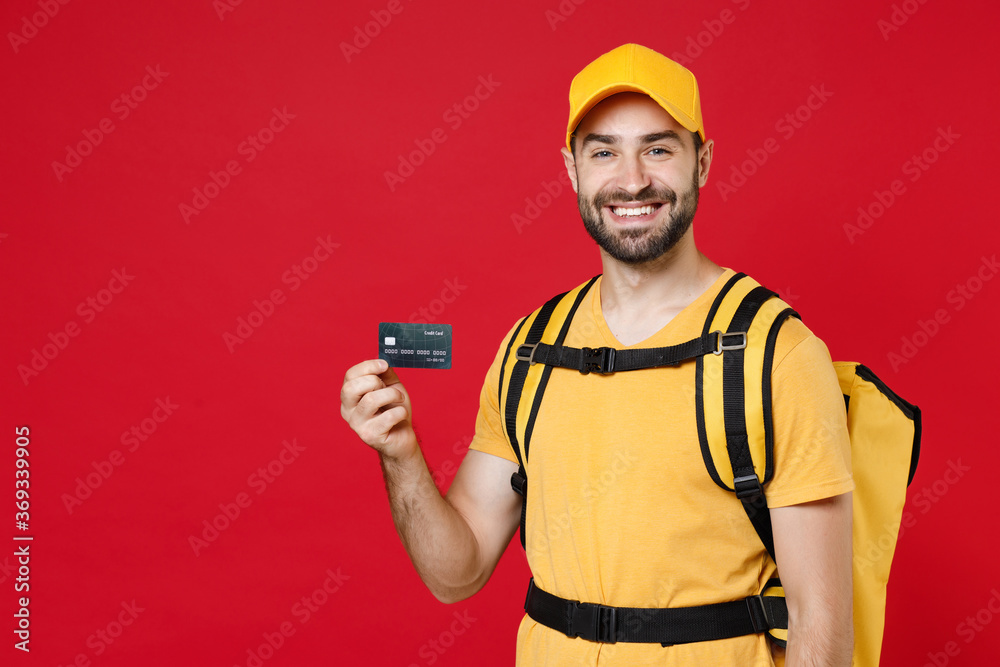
[562,92,712,265]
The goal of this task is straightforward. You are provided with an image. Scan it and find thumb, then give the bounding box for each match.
[378,364,403,387]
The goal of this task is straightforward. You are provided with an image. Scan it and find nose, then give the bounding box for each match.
[615,152,651,196]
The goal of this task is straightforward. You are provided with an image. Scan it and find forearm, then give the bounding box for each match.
[775,493,855,667]
[380,446,485,603]
[784,603,853,667]
[341,359,497,603]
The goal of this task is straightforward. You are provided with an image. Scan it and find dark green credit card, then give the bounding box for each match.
[379,322,452,369]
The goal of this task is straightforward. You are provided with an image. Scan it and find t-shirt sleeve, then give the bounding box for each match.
[467,320,523,464]
[764,319,855,508]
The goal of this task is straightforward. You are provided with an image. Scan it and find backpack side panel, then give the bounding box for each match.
[834,361,920,667]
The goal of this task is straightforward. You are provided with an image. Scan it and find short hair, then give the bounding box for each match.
[691,130,703,155]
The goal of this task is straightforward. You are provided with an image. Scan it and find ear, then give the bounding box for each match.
[697,138,714,188]
[561,146,579,194]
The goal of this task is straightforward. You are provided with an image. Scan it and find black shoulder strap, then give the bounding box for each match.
[707,280,799,648]
[722,285,777,558]
[503,291,566,470]
[719,283,800,562]
[693,273,800,564]
[504,277,598,549]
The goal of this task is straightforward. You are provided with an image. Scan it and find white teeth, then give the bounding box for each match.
[612,205,656,217]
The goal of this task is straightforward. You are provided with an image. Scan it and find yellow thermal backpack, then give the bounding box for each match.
[500,272,920,666]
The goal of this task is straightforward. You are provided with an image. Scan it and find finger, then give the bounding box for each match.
[377,366,403,387]
[355,386,408,421]
[340,373,386,411]
[359,405,410,446]
[343,359,389,384]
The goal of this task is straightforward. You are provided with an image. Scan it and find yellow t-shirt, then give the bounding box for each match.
[469,269,854,666]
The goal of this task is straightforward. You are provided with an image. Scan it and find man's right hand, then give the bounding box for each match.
[339,358,521,604]
[340,359,418,461]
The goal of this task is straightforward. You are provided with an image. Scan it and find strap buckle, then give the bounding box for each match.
[516,344,538,364]
[580,347,615,375]
[569,600,618,644]
[712,330,747,355]
[733,474,763,502]
[510,468,527,497]
[746,594,772,633]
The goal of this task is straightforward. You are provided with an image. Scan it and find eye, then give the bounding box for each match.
[648,147,674,156]
[591,149,614,159]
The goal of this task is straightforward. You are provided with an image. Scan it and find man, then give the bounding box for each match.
[341,44,854,666]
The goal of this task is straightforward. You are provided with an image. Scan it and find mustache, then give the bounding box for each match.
[592,186,678,209]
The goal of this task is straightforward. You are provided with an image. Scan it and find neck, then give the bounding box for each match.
[598,232,723,346]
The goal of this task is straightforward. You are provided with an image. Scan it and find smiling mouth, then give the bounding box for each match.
[611,204,660,216]
[607,203,664,221]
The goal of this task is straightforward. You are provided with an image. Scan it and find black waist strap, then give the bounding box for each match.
[523,578,783,646]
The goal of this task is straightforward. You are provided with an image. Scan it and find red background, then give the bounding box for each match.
[2,0,998,665]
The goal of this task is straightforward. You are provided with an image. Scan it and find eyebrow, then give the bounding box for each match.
[581,130,684,149]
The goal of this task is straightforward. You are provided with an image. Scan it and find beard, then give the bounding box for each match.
[578,166,700,265]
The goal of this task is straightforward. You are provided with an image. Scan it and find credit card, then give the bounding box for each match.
[379,323,452,369]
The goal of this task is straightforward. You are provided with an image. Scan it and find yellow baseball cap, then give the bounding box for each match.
[566,43,705,151]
